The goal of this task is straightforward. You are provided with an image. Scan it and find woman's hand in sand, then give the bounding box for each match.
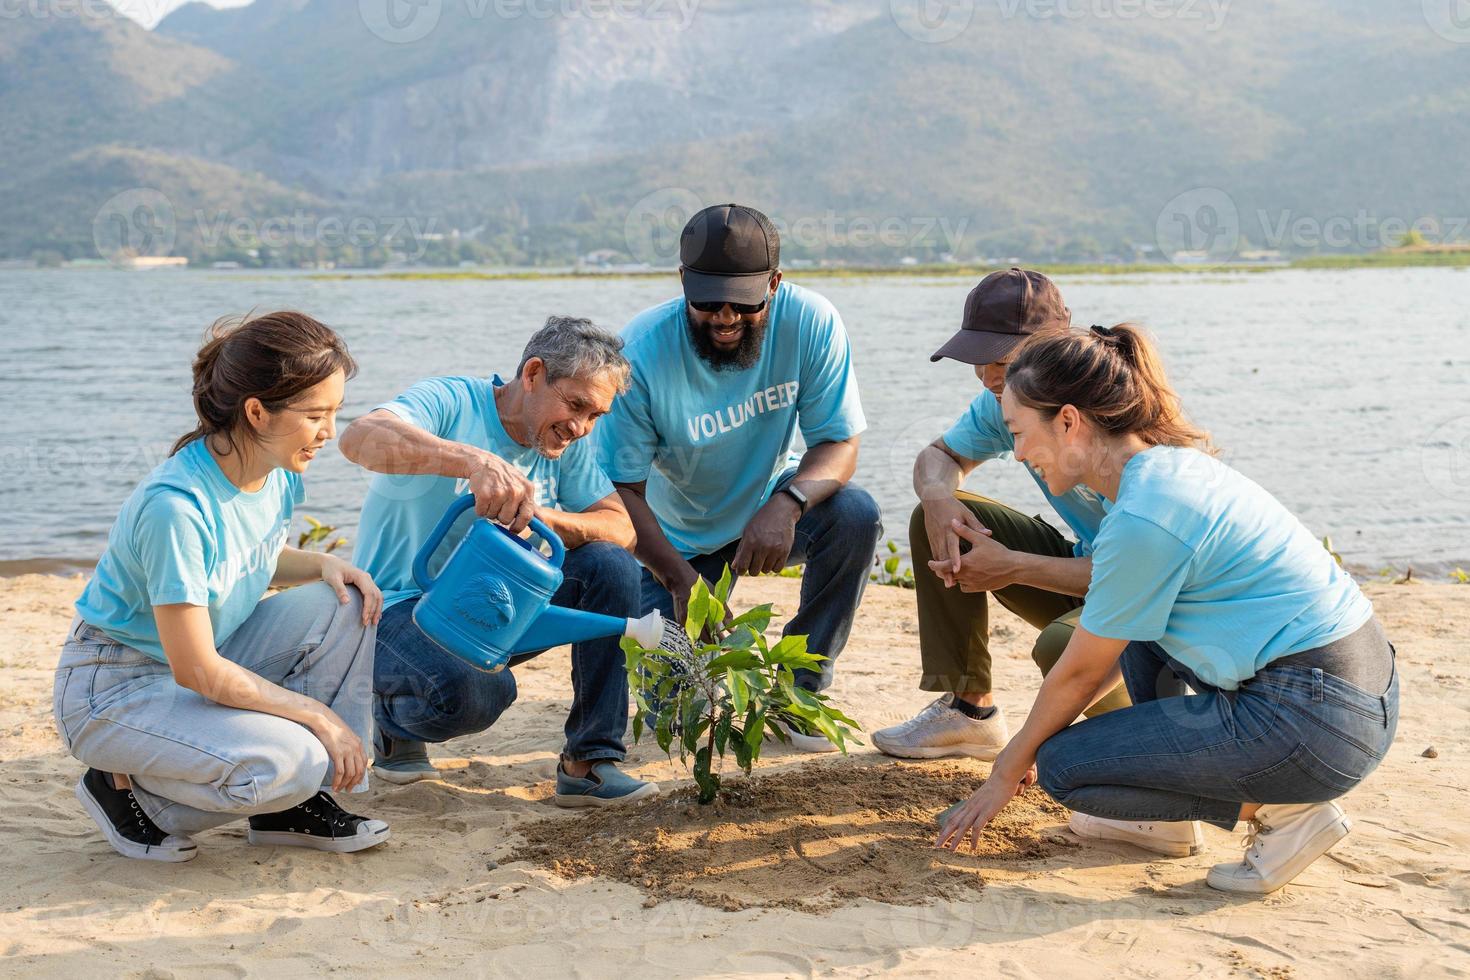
[935,756,1038,852]
[309,708,368,792]
[320,555,383,626]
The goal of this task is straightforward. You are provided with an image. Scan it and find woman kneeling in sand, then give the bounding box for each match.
[937,324,1397,894]
[54,312,390,862]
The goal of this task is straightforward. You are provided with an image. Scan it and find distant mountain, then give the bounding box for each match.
[3,0,1467,266]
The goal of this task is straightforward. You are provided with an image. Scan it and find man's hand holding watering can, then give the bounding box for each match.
[469,450,539,534]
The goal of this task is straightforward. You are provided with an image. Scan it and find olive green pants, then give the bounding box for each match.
[909,493,1130,718]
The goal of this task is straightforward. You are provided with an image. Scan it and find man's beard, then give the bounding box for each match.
[686,308,769,372]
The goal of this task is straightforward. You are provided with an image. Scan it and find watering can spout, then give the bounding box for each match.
[506,605,670,656]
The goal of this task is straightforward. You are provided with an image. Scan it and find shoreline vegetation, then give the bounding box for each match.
[10,250,1470,280]
[293,250,1470,283]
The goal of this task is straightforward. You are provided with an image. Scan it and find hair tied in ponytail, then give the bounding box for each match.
[1089,324,1115,340]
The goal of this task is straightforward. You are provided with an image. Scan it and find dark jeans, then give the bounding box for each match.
[1036,618,1399,830]
[374,541,640,763]
[640,480,883,692]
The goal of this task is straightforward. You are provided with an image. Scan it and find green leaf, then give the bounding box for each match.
[706,593,727,634]
[655,704,675,754]
[728,603,775,633]
[732,731,752,771]
[729,669,749,717]
[884,556,900,575]
[706,649,761,672]
[744,708,765,762]
[682,714,707,755]
[809,712,845,751]
[887,540,899,553]
[714,711,732,756]
[714,564,733,604]
[685,578,712,640]
[766,634,808,664]
[724,625,757,650]
[631,711,645,744]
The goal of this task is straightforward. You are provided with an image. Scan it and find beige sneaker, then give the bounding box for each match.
[872,696,1009,761]
[1068,812,1204,857]
[1207,801,1352,894]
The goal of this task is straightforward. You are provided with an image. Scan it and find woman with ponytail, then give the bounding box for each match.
[937,323,1397,895]
[55,312,390,861]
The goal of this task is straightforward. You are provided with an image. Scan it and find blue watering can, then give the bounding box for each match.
[411,493,669,672]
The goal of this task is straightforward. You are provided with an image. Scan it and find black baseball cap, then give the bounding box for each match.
[930,268,1071,365]
[679,204,781,307]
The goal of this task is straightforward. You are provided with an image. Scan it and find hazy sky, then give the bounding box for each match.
[115,0,254,29]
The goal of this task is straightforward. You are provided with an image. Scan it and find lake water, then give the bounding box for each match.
[1,267,1466,578]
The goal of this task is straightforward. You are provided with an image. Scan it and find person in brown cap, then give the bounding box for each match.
[873,269,1129,762]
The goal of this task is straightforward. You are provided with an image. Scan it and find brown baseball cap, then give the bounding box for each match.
[929,268,1071,364]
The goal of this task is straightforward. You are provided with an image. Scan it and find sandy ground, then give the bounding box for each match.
[1,573,1467,979]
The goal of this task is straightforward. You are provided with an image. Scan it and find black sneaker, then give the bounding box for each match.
[74,768,199,862]
[247,792,390,853]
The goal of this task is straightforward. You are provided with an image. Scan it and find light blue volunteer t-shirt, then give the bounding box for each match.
[596,281,867,558]
[353,375,615,608]
[943,390,1110,556]
[75,437,302,663]
[1080,445,1375,690]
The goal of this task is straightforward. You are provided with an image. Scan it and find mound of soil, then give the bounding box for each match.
[515,757,1073,911]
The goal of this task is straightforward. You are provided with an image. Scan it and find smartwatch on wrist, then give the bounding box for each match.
[779,484,808,514]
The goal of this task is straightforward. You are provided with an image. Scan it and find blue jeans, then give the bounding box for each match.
[639,479,883,692]
[374,541,640,763]
[55,583,376,837]
[1036,620,1399,830]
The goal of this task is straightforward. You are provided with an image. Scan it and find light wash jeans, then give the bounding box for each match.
[54,583,376,837]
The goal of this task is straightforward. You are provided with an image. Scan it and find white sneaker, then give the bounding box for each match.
[1069,812,1204,857]
[871,696,1009,761]
[771,717,840,753]
[1207,801,1352,894]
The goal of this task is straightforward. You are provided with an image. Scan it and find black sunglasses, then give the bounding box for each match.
[689,298,768,315]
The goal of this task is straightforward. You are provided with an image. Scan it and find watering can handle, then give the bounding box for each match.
[412,493,566,592]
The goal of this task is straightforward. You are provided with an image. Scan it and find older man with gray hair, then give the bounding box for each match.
[341,316,657,806]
